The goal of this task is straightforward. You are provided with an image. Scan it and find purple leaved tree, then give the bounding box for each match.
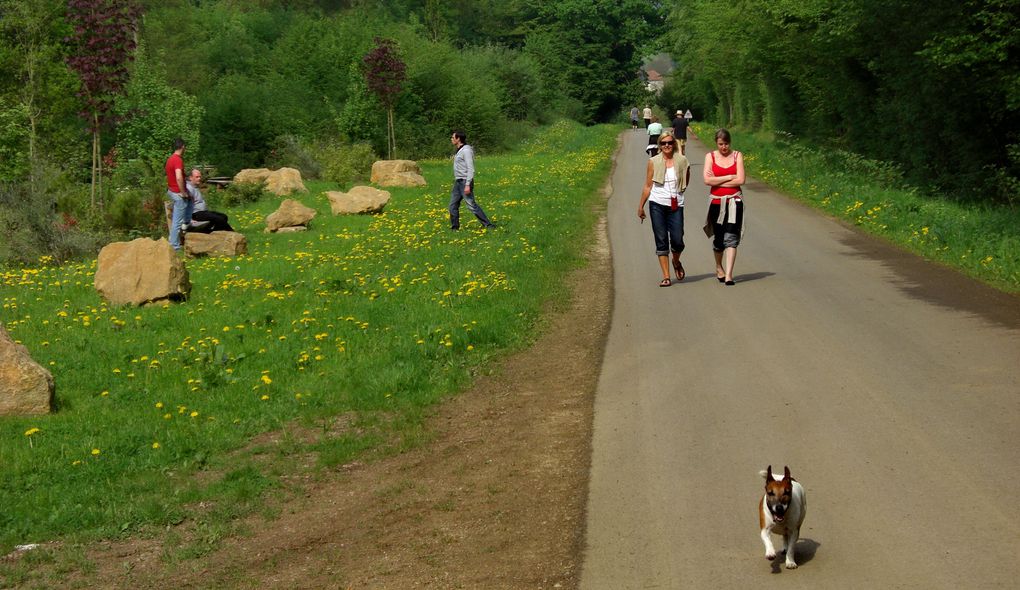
[362,38,406,160]
[65,0,141,208]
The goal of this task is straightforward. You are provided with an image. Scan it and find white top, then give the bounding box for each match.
[643,107,652,119]
[649,165,684,207]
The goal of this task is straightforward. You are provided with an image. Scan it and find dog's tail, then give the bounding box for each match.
[759,469,769,479]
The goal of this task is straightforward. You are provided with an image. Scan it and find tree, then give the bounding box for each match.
[0,0,78,186]
[362,37,406,159]
[65,0,141,208]
[114,48,203,169]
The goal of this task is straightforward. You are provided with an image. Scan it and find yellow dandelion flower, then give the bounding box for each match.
[190,411,199,418]
[152,442,160,449]
[260,394,270,401]
[155,402,163,409]
[261,375,272,385]
[24,427,40,437]
[91,448,101,456]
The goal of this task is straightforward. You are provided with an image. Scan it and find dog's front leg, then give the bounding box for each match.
[782,529,799,569]
[760,527,777,561]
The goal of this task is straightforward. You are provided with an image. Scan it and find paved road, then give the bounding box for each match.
[580,130,1020,589]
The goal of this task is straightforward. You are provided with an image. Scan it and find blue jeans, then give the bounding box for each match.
[449,179,493,229]
[649,201,684,256]
[167,190,193,250]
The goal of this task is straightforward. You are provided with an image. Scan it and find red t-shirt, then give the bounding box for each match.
[165,153,183,193]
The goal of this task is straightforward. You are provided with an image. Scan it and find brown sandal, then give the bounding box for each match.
[659,278,671,287]
[673,260,685,281]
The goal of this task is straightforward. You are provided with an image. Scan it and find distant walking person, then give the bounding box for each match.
[671,110,689,155]
[630,106,640,129]
[186,169,233,232]
[449,130,495,230]
[642,105,653,128]
[637,133,690,287]
[703,128,745,285]
[646,116,663,157]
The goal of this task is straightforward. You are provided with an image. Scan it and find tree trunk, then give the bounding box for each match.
[90,124,98,208]
[388,106,397,159]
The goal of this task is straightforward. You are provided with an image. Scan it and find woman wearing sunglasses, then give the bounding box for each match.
[637,133,691,287]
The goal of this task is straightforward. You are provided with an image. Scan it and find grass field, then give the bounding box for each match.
[0,121,619,560]
[693,124,1020,293]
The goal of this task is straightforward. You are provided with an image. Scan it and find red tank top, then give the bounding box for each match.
[709,151,740,203]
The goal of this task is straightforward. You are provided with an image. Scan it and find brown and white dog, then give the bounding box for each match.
[759,465,807,569]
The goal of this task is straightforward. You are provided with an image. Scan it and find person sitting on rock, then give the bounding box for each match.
[186,168,233,232]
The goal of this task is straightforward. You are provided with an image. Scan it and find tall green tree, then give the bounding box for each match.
[0,0,78,184]
[522,0,662,123]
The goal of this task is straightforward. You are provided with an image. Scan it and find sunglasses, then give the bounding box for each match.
[658,141,676,147]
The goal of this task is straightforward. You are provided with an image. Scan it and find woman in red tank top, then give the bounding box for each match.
[702,128,745,285]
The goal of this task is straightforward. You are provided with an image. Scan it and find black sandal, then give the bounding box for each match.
[659,278,671,287]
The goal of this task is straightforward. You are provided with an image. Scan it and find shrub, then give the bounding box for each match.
[267,134,322,179]
[0,169,107,265]
[319,142,376,186]
[221,181,269,207]
[106,189,165,234]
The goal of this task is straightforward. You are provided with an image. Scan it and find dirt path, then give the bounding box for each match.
[53,155,616,590]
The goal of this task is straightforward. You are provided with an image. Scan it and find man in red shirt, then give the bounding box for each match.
[164,138,208,249]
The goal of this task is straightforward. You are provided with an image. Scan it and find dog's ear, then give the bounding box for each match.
[783,466,792,481]
[766,465,774,481]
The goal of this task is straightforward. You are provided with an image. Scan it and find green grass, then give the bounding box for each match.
[693,124,1020,293]
[0,121,618,560]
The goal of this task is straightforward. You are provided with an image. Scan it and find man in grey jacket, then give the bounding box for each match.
[449,130,495,230]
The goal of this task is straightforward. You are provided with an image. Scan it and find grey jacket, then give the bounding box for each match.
[453,144,475,181]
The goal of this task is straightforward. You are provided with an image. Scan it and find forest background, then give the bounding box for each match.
[0,0,1017,267]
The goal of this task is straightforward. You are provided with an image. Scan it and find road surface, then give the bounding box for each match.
[580,130,1020,589]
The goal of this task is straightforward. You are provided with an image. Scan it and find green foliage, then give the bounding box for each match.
[0,168,106,265]
[220,181,269,207]
[115,49,203,168]
[266,135,323,180]
[669,0,1020,201]
[0,99,29,179]
[105,189,165,235]
[318,141,376,186]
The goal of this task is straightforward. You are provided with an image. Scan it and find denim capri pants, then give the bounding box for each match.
[649,201,685,256]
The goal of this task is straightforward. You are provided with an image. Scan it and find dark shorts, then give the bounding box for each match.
[708,200,743,251]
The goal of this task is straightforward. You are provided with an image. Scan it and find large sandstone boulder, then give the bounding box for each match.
[94,238,191,305]
[233,168,272,185]
[326,186,391,215]
[0,324,54,416]
[266,199,317,232]
[371,160,427,188]
[265,167,307,196]
[184,231,248,257]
